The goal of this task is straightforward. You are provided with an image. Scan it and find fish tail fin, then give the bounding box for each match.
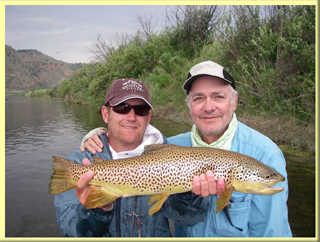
[148,193,170,215]
[48,156,77,194]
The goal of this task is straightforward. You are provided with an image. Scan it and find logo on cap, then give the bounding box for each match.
[104,78,152,109]
[122,80,144,93]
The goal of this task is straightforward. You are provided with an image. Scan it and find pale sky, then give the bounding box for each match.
[5,5,170,63]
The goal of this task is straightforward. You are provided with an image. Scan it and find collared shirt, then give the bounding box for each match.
[168,121,292,237]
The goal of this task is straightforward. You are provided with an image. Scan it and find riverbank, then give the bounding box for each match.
[238,113,315,155]
[152,105,315,155]
[6,92,315,155]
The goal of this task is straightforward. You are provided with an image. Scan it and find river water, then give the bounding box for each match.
[5,96,315,237]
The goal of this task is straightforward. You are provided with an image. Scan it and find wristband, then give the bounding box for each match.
[80,127,107,148]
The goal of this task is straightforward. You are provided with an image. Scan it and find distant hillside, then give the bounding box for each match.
[5,45,84,91]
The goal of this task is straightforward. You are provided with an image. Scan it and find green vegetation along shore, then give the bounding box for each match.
[24,6,315,154]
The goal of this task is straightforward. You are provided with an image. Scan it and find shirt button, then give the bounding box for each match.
[200,218,205,222]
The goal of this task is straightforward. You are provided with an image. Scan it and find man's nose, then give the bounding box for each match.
[203,99,216,112]
[126,108,136,120]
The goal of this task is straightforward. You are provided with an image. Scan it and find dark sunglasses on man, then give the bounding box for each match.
[110,103,151,116]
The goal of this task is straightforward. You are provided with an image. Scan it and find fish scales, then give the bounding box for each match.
[49,144,285,215]
[90,147,233,193]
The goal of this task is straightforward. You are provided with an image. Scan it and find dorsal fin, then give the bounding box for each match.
[142,144,176,155]
[92,157,108,165]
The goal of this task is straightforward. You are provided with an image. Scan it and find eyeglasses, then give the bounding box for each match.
[112,103,151,116]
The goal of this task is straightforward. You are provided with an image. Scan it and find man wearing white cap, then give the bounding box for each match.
[54,78,223,237]
[169,61,292,237]
[82,61,292,237]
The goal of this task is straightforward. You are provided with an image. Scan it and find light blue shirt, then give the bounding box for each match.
[168,121,292,237]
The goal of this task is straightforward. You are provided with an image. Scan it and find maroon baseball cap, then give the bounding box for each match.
[104,78,153,109]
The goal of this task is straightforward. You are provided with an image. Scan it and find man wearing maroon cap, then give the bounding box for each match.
[53,78,223,237]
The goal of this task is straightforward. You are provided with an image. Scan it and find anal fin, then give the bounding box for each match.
[147,193,170,215]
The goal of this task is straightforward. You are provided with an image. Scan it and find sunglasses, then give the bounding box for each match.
[111,103,151,116]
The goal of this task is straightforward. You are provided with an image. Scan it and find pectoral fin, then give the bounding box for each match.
[215,187,233,213]
[147,193,170,215]
[84,185,120,209]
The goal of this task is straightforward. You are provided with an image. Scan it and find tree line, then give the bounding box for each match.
[32,5,314,127]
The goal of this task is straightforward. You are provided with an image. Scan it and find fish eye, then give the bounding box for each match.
[266,175,270,179]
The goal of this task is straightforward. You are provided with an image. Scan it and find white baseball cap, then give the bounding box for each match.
[183,61,235,93]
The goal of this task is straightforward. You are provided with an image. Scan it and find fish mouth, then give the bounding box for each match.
[257,176,285,194]
[259,185,284,194]
[257,173,285,194]
[232,178,285,195]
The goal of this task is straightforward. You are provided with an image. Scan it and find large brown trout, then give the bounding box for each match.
[48,144,285,215]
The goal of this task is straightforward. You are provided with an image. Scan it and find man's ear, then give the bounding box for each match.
[233,96,238,111]
[146,110,152,124]
[101,106,109,124]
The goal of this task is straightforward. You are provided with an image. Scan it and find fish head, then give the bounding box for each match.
[230,158,285,195]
